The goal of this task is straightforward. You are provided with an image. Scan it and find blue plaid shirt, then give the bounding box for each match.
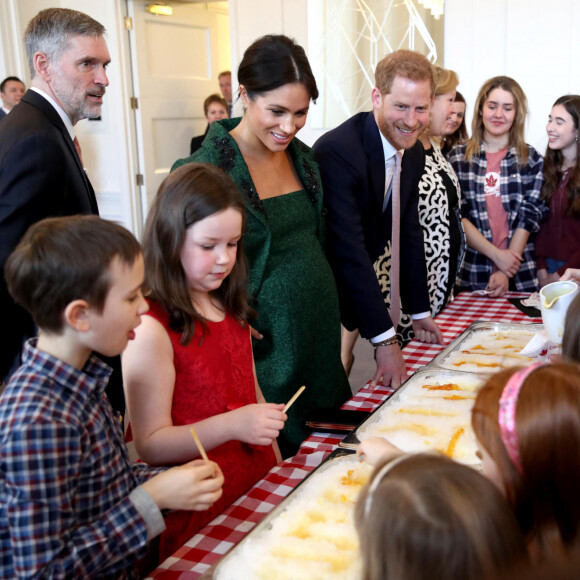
[449,143,547,291]
[0,340,165,579]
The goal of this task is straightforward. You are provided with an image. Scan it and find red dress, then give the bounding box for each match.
[146,300,277,561]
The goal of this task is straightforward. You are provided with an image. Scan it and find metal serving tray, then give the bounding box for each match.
[214,447,363,580]
[426,321,545,373]
[339,368,485,464]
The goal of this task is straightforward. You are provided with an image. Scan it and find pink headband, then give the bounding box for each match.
[498,362,547,473]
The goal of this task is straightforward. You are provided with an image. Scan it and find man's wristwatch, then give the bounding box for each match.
[372,336,399,348]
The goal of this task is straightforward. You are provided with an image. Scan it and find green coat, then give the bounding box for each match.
[173,118,326,300]
[172,118,350,456]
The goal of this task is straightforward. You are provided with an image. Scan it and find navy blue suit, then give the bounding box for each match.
[313,112,429,339]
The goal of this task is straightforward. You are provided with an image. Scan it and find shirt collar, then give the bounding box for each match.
[1,106,9,115]
[21,338,113,398]
[379,130,404,165]
[30,87,75,140]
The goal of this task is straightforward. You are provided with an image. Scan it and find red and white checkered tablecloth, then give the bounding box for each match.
[147,292,540,579]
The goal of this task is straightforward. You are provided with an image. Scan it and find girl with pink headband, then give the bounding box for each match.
[354,452,527,580]
[472,362,580,562]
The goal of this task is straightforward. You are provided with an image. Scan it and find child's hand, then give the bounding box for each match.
[142,459,224,511]
[493,248,522,278]
[357,436,401,466]
[230,403,287,446]
[561,268,580,283]
[487,271,509,297]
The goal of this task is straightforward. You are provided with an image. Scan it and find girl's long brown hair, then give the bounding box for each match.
[465,76,529,164]
[354,453,527,580]
[541,95,580,216]
[143,163,256,345]
[472,364,580,561]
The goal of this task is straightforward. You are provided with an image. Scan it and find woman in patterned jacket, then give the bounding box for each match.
[449,76,548,296]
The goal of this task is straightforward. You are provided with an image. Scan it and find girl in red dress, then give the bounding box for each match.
[123,163,286,561]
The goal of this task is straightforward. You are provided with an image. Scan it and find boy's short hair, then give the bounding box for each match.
[5,215,142,334]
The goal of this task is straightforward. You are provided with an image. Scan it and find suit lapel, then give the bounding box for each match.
[22,90,99,215]
[362,113,386,209]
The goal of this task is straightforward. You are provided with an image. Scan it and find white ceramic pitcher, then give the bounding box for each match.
[539,281,579,344]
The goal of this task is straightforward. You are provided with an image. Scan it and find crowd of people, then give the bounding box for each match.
[0,6,579,579]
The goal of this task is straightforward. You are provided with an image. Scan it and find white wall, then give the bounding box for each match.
[228,0,326,143]
[230,0,580,150]
[444,0,580,154]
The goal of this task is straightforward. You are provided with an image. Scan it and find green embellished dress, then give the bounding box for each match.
[172,118,351,457]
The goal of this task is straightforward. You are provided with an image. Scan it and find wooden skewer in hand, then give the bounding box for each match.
[283,386,306,413]
[190,426,209,462]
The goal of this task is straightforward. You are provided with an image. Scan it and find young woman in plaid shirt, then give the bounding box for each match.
[449,77,548,296]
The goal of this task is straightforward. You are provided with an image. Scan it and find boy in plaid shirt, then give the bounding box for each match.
[0,216,224,579]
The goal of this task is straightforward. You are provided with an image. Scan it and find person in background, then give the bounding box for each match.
[123,163,286,560]
[355,452,528,580]
[0,76,25,120]
[173,35,351,457]
[314,50,443,390]
[441,90,467,156]
[374,65,465,345]
[218,70,233,115]
[449,76,547,297]
[0,215,223,579]
[535,95,580,287]
[0,8,125,418]
[190,93,229,155]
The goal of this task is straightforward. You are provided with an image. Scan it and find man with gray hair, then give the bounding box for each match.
[0,8,116,391]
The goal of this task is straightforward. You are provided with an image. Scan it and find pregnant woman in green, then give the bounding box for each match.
[172,35,350,457]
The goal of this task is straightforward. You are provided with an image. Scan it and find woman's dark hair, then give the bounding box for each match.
[6,215,141,334]
[237,34,318,101]
[541,95,580,216]
[143,163,256,345]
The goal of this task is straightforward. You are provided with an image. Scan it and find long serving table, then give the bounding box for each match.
[147,291,540,579]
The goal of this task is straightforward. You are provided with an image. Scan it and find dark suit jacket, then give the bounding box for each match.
[0,109,6,121]
[190,124,209,155]
[0,90,98,377]
[313,111,429,339]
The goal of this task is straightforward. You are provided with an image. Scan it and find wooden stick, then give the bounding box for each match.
[190,427,209,462]
[283,385,306,413]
